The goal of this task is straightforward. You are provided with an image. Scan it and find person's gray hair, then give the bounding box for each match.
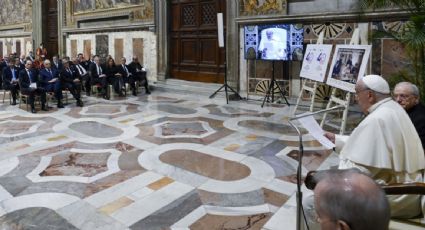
[315,169,390,230]
[395,82,420,97]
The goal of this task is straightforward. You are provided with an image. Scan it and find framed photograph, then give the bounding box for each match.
[326,45,371,92]
[300,44,333,82]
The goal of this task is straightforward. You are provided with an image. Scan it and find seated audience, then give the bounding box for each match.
[323,75,424,219]
[71,57,90,95]
[2,61,20,105]
[129,56,151,94]
[104,58,125,97]
[52,55,63,71]
[39,59,63,108]
[19,60,48,113]
[89,55,108,99]
[60,59,83,107]
[117,57,137,96]
[393,82,425,150]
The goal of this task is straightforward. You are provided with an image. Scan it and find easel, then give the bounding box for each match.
[320,28,361,134]
[292,31,326,115]
[261,61,290,107]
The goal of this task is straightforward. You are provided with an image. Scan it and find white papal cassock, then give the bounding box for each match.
[335,98,425,218]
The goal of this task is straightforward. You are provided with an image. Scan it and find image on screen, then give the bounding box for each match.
[244,24,304,61]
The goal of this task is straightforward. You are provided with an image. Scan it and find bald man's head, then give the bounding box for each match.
[314,169,390,230]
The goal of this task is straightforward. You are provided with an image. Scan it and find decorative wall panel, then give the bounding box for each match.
[96,35,109,61]
[132,38,144,64]
[114,38,124,61]
[0,0,32,27]
[83,40,92,60]
[239,0,287,16]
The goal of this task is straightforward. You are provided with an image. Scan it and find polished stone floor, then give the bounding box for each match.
[0,87,341,230]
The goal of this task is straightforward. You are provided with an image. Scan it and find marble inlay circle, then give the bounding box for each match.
[153,120,216,139]
[52,118,139,144]
[69,121,123,138]
[160,150,251,181]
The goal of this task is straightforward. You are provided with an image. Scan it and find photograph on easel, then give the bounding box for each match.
[300,44,333,82]
[326,45,371,92]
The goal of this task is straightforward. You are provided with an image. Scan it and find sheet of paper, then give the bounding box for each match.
[297,114,335,149]
[30,83,37,89]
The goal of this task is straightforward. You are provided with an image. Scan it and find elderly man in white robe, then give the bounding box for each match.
[323,75,425,219]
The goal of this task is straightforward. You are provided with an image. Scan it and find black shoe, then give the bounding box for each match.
[11,100,16,105]
[145,90,151,95]
[77,100,84,107]
[57,101,64,108]
[41,105,48,111]
[86,92,91,96]
[103,95,109,100]
[132,91,137,96]
[31,108,36,113]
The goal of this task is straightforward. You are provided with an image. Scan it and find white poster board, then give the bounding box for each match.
[300,44,333,82]
[326,45,371,92]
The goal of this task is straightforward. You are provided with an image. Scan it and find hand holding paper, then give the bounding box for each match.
[297,114,335,149]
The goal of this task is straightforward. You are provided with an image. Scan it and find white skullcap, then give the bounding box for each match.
[362,75,390,94]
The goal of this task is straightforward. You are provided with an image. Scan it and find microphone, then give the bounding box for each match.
[290,105,345,121]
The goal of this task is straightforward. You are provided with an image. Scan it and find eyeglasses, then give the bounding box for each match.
[393,94,413,100]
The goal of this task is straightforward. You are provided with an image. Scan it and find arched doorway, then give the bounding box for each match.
[169,0,226,84]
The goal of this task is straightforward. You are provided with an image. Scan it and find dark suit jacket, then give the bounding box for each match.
[89,63,105,79]
[2,67,19,87]
[60,67,79,84]
[116,64,134,78]
[52,61,63,72]
[39,68,59,88]
[19,68,39,89]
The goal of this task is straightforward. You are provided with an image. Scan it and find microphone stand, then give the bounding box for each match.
[288,105,345,230]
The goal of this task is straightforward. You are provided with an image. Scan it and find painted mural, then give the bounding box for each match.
[240,0,287,16]
[73,0,150,13]
[0,0,32,26]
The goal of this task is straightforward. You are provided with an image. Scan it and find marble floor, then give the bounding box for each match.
[0,86,344,230]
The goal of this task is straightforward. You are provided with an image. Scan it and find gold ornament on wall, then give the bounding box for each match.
[240,0,287,16]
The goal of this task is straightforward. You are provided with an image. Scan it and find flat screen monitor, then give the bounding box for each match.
[244,24,304,61]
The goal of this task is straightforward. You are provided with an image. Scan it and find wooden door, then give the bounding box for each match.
[43,0,58,59]
[170,0,226,83]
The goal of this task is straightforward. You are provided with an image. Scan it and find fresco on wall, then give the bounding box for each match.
[73,0,149,13]
[0,0,32,26]
[240,0,287,16]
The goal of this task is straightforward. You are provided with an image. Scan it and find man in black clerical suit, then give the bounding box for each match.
[2,61,20,105]
[394,82,425,150]
[51,55,63,72]
[128,56,150,95]
[89,55,109,99]
[60,59,83,107]
[18,60,47,113]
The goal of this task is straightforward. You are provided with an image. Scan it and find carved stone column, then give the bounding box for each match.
[156,0,168,82]
[226,0,239,89]
[32,0,43,50]
[57,0,65,57]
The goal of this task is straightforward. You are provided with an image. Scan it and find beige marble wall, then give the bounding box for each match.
[66,31,157,82]
[0,37,32,57]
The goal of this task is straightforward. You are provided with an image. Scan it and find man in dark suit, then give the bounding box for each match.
[89,55,108,99]
[60,59,83,107]
[14,57,25,71]
[19,60,48,113]
[51,55,63,72]
[117,57,137,96]
[72,57,90,95]
[2,61,20,105]
[77,53,90,70]
[128,56,150,95]
[39,59,64,108]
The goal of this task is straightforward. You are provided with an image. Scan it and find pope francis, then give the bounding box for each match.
[325,75,425,218]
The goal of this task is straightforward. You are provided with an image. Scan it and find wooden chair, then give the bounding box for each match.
[2,89,12,104]
[382,183,425,230]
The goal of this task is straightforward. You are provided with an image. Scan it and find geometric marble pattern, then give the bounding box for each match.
[0,88,341,229]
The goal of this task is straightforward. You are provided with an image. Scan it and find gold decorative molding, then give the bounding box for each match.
[239,0,287,16]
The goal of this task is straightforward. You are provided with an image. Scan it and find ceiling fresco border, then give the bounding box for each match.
[238,0,288,17]
[65,0,155,29]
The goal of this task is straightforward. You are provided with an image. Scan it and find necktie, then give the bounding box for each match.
[67,68,71,74]
[123,65,129,75]
[11,69,16,81]
[27,70,32,83]
[97,65,102,75]
[48,69,53,77]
